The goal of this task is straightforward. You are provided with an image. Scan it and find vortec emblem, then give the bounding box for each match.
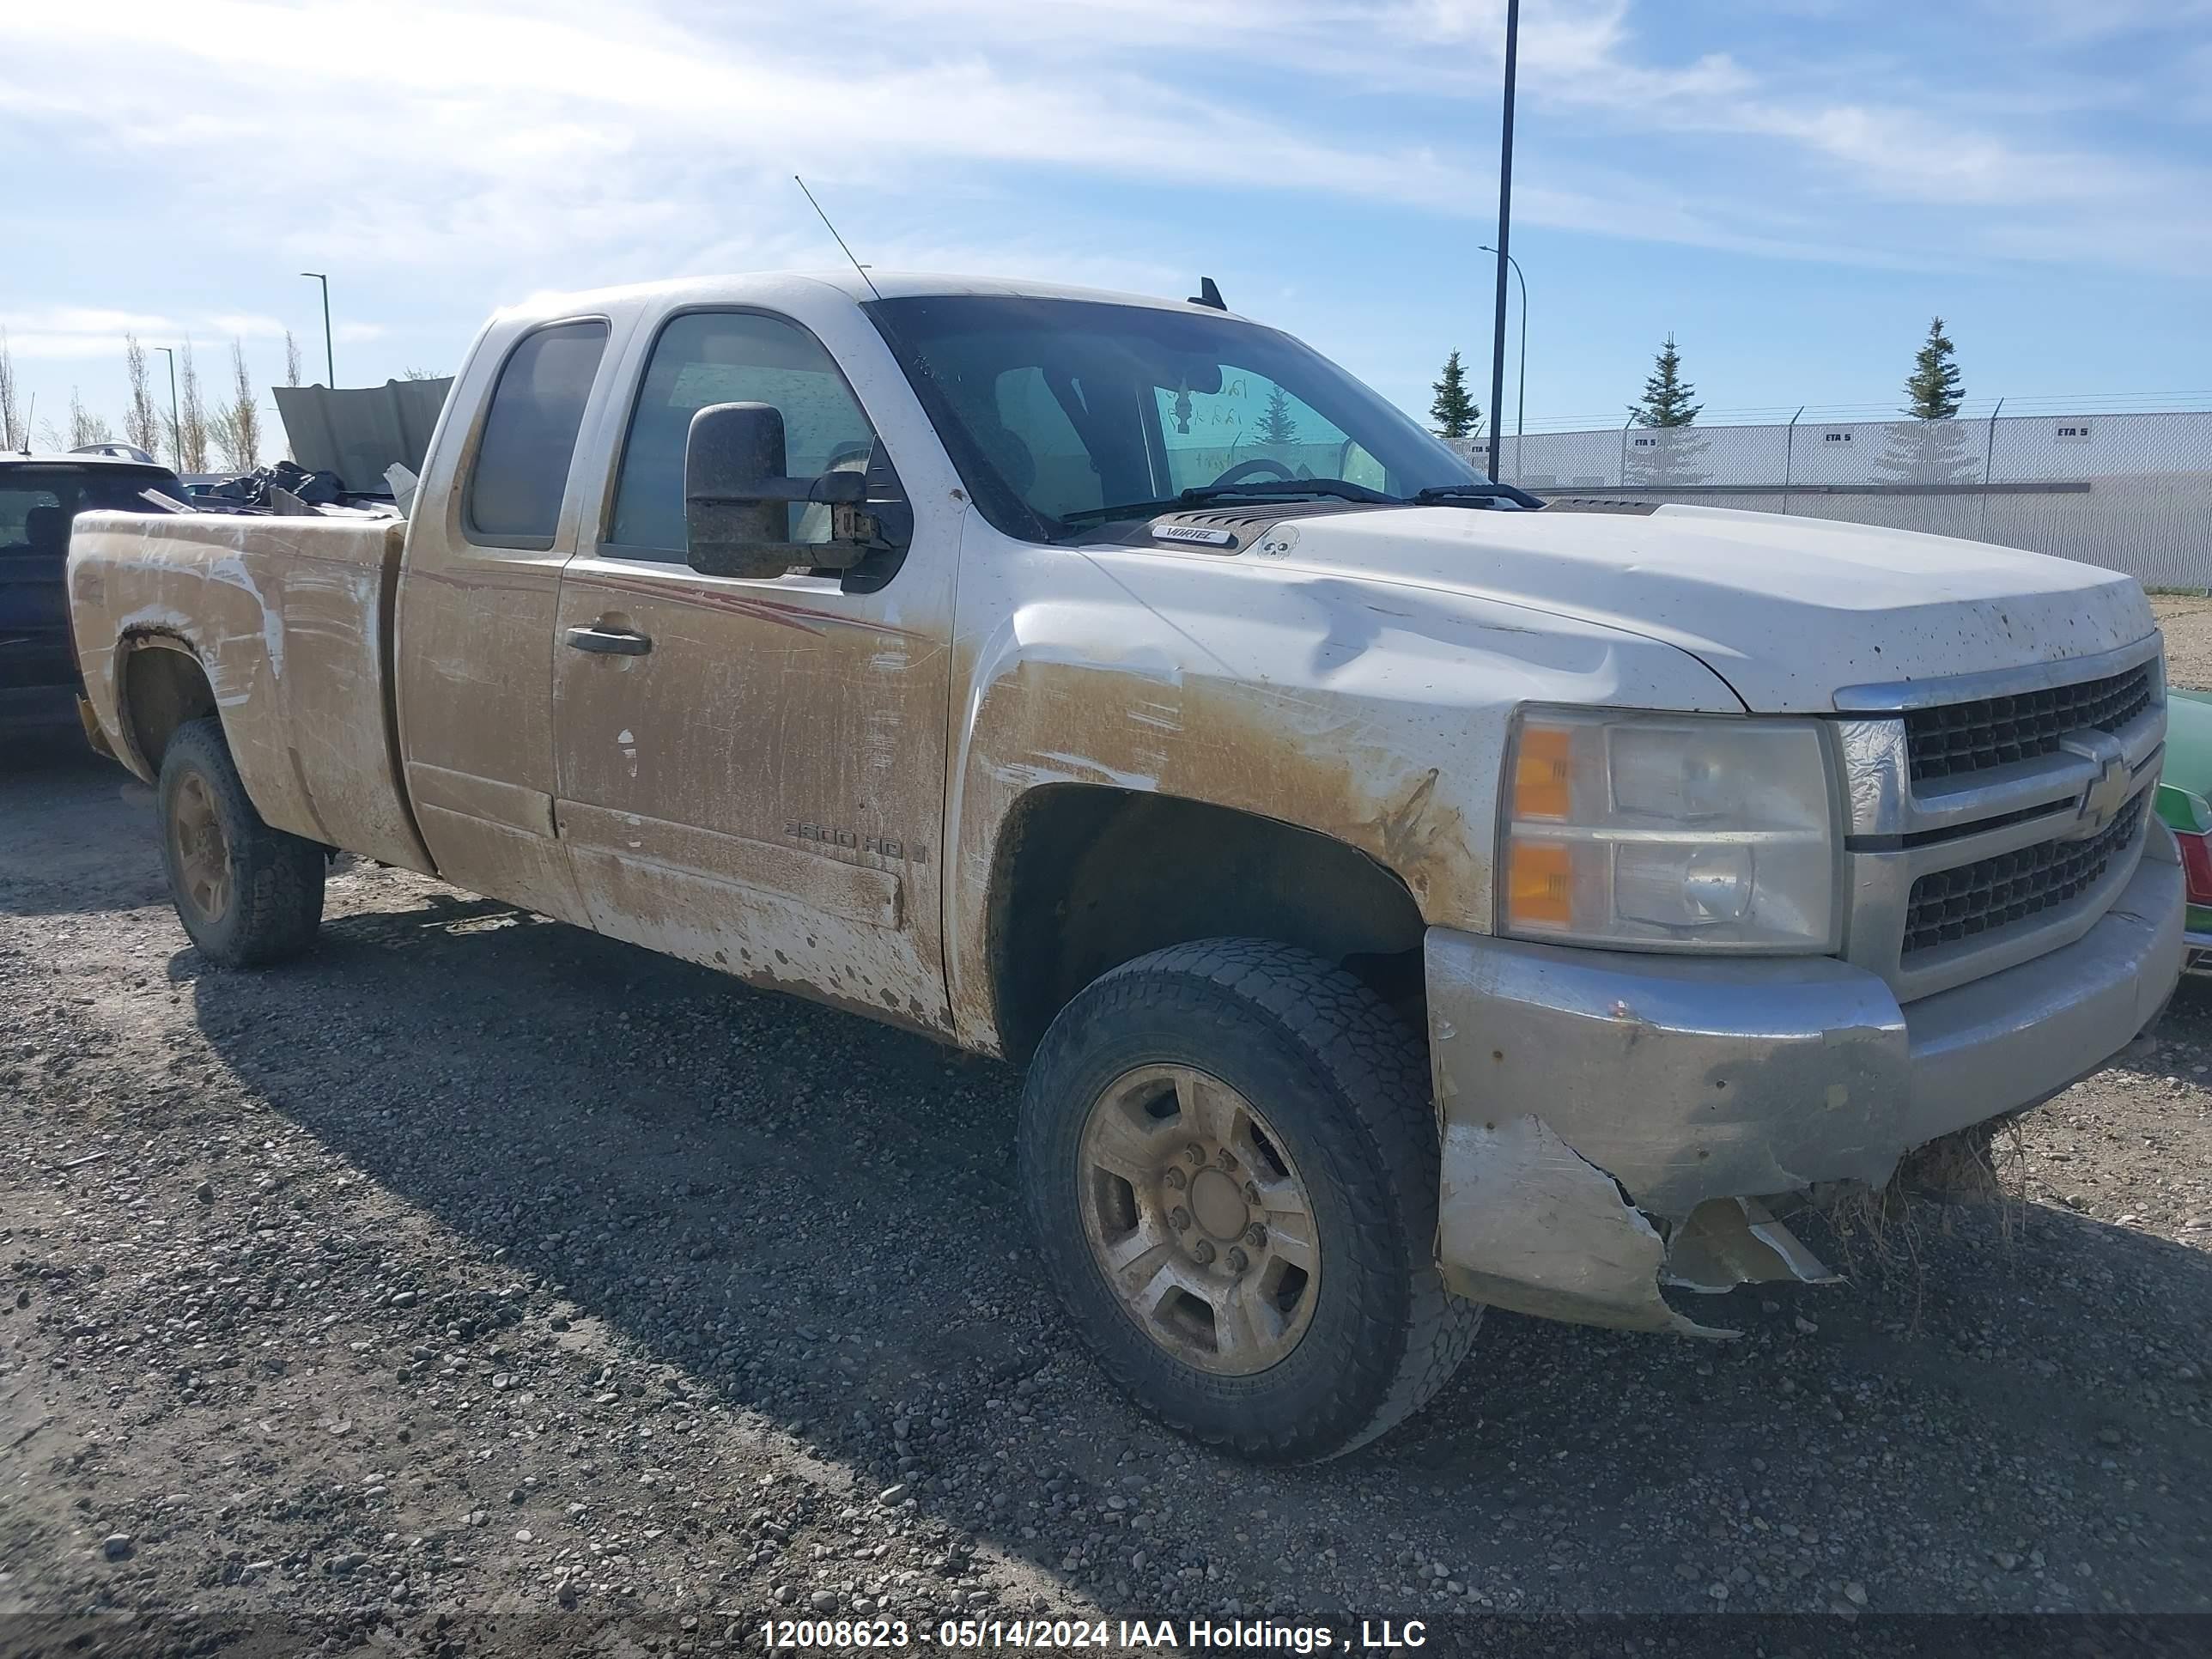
[2063,731,2132,838]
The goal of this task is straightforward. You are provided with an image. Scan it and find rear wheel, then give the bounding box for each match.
[1020,938,1480,1462]
[156,717,325,967]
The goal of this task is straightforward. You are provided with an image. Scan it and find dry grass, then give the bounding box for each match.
[1820,1117,2032,1331]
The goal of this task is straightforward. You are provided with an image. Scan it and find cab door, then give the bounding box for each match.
[396,316,617,925]
[550,307,957,1035]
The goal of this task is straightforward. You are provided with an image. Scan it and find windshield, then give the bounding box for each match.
[863,295,1486,542]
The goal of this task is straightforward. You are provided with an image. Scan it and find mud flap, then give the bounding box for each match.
[76,696,116,761]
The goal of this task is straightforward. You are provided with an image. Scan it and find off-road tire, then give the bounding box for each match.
[156,717,325,968]
[1019,938,1480,1462]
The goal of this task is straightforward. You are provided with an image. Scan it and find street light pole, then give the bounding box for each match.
[1486,0,1520,483]
[154,345,181,471]
[1480,244,1526,480]
[301,272,334,386]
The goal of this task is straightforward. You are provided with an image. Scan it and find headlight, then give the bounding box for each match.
[1500,708,1839,951]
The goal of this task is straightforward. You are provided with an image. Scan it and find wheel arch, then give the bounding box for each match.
[114,632,222,781]
[981,783,1430,1064]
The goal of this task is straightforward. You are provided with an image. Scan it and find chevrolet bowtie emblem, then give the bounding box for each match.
[2069,738,2133,838]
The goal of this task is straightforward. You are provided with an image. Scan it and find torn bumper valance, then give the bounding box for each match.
[1424,841,2182,1336]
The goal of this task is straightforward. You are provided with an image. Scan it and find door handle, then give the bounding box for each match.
[565,624,653,656]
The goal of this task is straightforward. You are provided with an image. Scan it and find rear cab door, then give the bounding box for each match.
[549,281,964,1035]
[396,310,634,924]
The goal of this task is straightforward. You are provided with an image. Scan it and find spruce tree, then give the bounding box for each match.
[1630,334,1701,427]
[1903,316,1963,420]
[1430,349,1480,440]
[1256,383,1300,445]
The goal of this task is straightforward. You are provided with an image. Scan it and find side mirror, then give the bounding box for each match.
[684,401,908,579]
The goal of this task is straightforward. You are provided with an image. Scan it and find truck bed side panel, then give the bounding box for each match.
[68,511,435,875]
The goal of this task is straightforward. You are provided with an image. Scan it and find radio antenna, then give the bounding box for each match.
[794,175,883,302]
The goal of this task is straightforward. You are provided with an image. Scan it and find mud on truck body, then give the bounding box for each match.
[67,272,2183,1460]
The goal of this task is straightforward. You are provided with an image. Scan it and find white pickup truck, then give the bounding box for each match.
[66,272,2183,1461]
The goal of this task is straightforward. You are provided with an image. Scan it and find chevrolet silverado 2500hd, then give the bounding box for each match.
[67,273,2184,1460]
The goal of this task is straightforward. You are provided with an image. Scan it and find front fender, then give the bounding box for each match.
[941,520,1742,1052]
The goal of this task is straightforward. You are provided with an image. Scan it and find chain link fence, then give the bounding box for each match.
[1449,410,2212,588]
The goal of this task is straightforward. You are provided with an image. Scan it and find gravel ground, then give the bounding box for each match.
[3,728,2210,1656]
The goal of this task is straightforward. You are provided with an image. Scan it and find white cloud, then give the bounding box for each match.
[3,0,2206,434]
[9,0,2195,285]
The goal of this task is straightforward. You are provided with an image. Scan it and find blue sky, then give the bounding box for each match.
[5,0,2210,454]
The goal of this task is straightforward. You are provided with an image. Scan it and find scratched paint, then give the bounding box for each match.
[69,512,434,877]
[938,514,1749,1052]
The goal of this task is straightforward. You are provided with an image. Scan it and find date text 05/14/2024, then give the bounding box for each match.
[756,1618,1431,1650]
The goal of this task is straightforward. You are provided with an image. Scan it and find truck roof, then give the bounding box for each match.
[2,453,182,479]
[494,270,1249,331]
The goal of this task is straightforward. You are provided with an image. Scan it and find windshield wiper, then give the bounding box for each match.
[1411,481,1547,510]
[1054,477,1399,534]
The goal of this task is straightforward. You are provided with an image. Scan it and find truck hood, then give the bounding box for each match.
[1243,502,2154,713]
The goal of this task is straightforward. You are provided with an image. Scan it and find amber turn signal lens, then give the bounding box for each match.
[1507,841,1574,929]
[1512,724,1573,820]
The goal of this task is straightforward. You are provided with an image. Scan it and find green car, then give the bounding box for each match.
[2157,687,2212,969]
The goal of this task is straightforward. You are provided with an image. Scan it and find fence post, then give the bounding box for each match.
[1620,413,1634,488]
[1979,397,2004,542]
[1783,405,1803,516]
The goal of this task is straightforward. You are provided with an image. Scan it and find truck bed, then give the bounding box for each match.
[67,511,434,875]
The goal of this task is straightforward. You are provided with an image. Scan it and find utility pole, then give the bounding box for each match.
[155,345,181,471]
[301,272,334,386]
[1480,245,1526,480]
[1486,0,1520,483]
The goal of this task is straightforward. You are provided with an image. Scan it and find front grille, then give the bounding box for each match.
[1902,793,2146,957]
[1905,662,2154,783]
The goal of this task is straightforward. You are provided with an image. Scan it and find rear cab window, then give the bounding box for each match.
[2,466,185,645]
[0,485,67,562]
[464,320,611,548]
[3,466,179,571]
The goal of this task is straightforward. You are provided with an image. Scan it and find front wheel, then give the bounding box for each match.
[1018,939,1479,1462]
[156,717,325,968]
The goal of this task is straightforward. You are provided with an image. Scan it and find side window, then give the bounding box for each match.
[1153,370,1350,493]
[607,311,878,557]
[465,319,609,547]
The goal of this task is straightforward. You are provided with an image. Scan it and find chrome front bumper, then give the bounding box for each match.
[1425,824,2183,1336]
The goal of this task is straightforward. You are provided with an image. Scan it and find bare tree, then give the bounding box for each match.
[67,388,117,450]
[124,335,163,457]
[284,330,303,388]
[210,340,264,471]
[0,328,21,453]
[173,341,210,473]
[400,367,447,380]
